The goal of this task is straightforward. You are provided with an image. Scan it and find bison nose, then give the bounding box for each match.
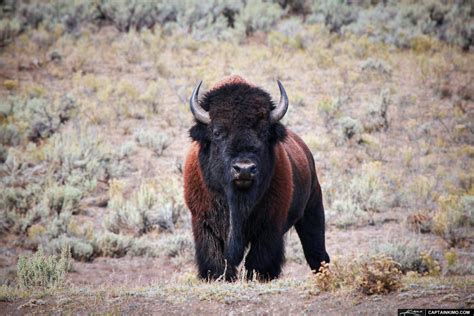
[231,162,257,179]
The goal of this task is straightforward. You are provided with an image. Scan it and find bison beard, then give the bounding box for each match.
[184,76,330,281]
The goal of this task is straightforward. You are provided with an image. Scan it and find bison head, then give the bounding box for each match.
[188,76,289,266]
[189,77,288,199]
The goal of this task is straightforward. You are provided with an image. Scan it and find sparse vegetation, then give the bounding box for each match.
[313,259,358,293]
[105,181,184,236]
[313,255,404,296]
[0,0,472,313]
[96,232,132,258]
[373,239,429,274]
[433,194,473,247]
[357,255,402,295]
[329,162,386,228]
[134,129,170,157]
[17,245,71,289]
[0,1,471,50]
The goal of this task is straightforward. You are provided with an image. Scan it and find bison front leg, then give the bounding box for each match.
[192,217,236,281]
[244,229,285,281]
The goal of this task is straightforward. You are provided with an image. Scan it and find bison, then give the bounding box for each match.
[184,76,329,281]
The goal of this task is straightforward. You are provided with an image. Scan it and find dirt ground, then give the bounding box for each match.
[1,225,473,314]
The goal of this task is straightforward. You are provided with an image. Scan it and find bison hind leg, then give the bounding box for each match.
[295,191,330,273]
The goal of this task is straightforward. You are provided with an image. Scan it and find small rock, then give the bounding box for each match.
[466,293,474,305]
[439,293,461,303]
[371,295,382,301]
[50,51,62,62]
[57,297,72,305]
[18,299,47,309]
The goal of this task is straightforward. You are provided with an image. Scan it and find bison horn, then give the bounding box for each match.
[189,81,210,125]
[270,80,289,123]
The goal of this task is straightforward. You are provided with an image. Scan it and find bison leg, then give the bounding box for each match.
[244,229,284,281]
[193,219,236,281]
[295,190,330,273]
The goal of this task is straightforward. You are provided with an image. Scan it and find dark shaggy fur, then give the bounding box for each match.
[184,76,329,281]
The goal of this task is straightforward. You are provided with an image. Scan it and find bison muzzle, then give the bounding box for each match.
[184,75,329,281]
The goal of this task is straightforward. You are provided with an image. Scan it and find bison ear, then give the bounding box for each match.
[270,122,287,144]
[190,123,209,144]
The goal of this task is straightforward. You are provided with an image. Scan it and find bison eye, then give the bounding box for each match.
[213,129,225,140]
[212,126,226,140]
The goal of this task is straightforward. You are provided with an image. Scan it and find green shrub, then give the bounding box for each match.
[42,125,121,193]
[128,237,159,257]
[44,185,82,215]
[172,0,244,41]
[337,116,362,142]
[276,0,310,15]
[420,251,441,276]
[0,124,21,147]
[0,210,15,236]
[17,0,99,32]
[134,129,170,156]
[0,185,42,216]
[308,0,358,33]
[97,0,242,40]
[48,235,95,262]
[268,17,306,49]
[150,199,175,231]
[443,2,474,50]
[96,232,132,258]
[373,240,429,274]
[0,122,122,251]
[349,162,385,213]
[104,202,146,236]
[362,89,390,133]
[17,245,71,289]
[105,183,155,236]
[0,0,16,19]
[156,234,193,258]
[361,58,392,77]
[105,182,183,235]
[127,234,193,258]
[99,0,172,32]
[329,162,386,227]
[0,18,21,47]
[3,0,472,50]
[433,194,473,247]
[0,95,76,144]
[119,141,136,159]
[45,211,72,239]
[341,1,472,50]
[317,96,343,129]
[236,0,284,35]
